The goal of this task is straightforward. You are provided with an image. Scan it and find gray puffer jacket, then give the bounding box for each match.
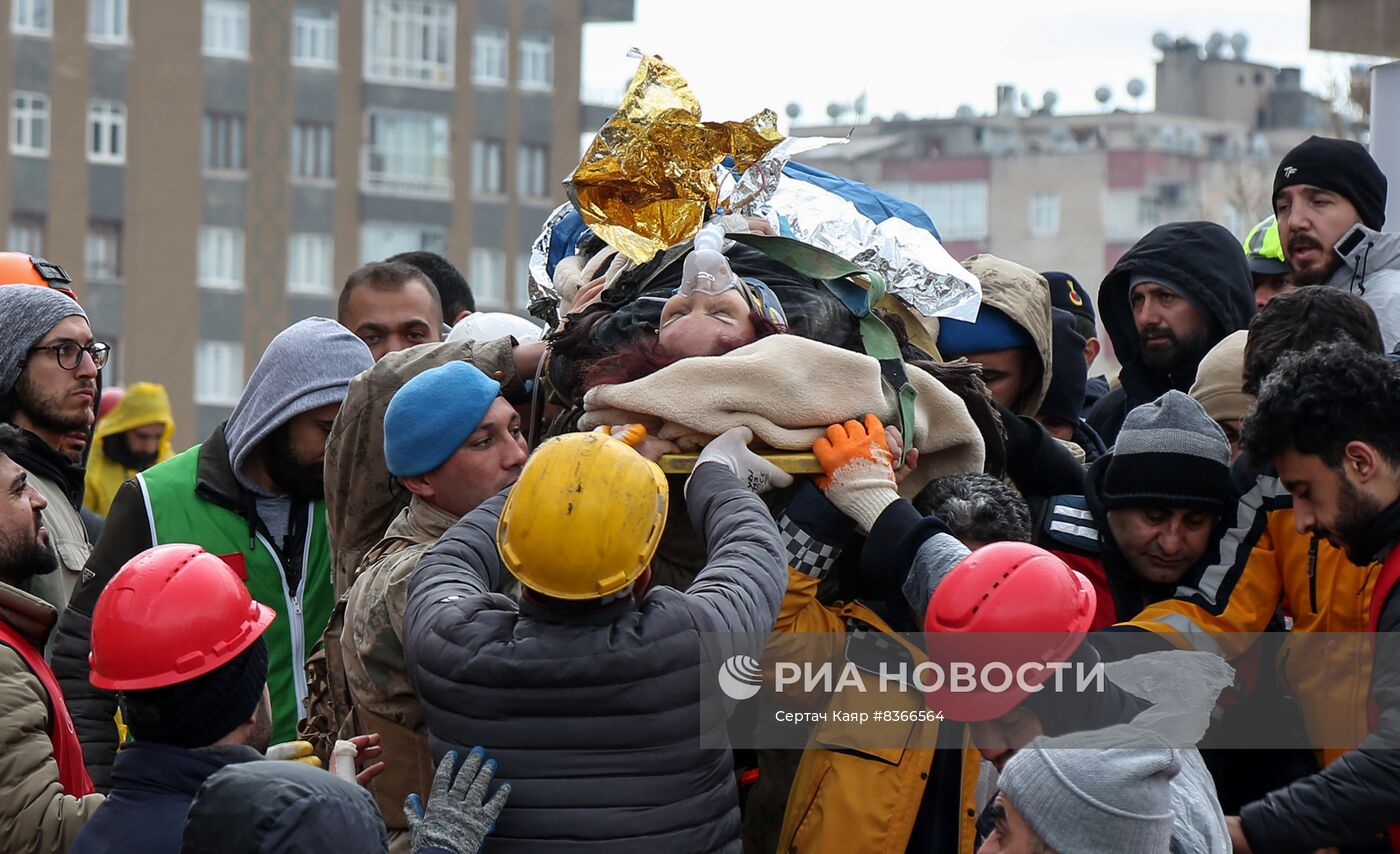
[1323,224,1400,352]
[403,464,786,853]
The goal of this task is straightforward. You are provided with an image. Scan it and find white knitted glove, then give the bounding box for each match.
[687,426,794,498]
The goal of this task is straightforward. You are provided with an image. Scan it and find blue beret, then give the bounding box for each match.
[384,361,501,477]
[937,305,1035,357]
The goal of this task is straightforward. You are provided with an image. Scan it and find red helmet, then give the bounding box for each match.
[0,251,76,299]
[89,545,275,691]
[97,387,125,421]
[922,542,1096,721]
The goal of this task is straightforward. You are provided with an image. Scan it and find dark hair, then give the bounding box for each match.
[337,260,444,325]
[0,422,27,459]
[387,250,475,317]
[1242,287,1382,395]
[576,308,784,390]
[912,473,1032,544]
[1242,341,1400,468]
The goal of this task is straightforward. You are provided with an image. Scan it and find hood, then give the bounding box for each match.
[1038,309,1088,424]
[1326,224,1400,293]
[224,318,372,494]
[181,759,387,854]
[1099,222,1255,384]
[957,254,1053,417]
[92,381,175,447]
[324,337,515,596]
[0,579,56,648]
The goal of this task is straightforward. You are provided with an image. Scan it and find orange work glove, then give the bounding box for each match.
[812,414,900,534]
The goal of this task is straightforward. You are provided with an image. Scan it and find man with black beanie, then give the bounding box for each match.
[1273,135,1400,349]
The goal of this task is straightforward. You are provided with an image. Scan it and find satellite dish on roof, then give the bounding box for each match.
[785,102,802,120]
[1230,32,1249,59]
[826,102,844,120]
[1020,92,1033,112]
[955,105,975,119]
[1205,31,1227,59]
[1126,78,1146,98]
[1095,86,1112,107]
[893,111,911,121]
[854,92,868,118]
[1043,90,1059,113]
[1151,31,1172,51]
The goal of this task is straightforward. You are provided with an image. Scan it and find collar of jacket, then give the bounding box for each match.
[518,591,636,624]
[0,579,56,648]
[1348,492,1400,566]
[196,422,309,546]
[1115,349,1194,407]
[7,426,85,510]
[400,495,460,544]
[1325,224,1400,294]
[113,742,265,794]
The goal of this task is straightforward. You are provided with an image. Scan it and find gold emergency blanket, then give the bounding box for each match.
[565,52,782,264]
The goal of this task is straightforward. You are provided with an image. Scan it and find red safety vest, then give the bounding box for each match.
[0,620,95,797]
[1367,547,1400,853]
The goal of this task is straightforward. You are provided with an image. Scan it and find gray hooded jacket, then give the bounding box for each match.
[1323,224,1400,351]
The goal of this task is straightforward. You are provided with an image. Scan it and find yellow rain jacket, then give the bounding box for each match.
[82,383,175,516]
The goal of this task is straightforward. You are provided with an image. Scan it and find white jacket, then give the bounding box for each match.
[1324,225,1400,351]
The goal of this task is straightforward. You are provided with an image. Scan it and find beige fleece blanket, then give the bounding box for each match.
[580,335,986,496]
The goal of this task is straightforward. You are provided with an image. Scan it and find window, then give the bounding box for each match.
[472,139,504,196]
[11,92,50,156]
[363,109,450,198]
[287,233,334,295]
[881,180,989,242]
[203,0,249,59]
[7,216,44,257]
[291,121,334,180]
[88,0,127,44]
[469,248,505,307]
[292,7,337,68]
[1137,196,1162,229]
[1028,192,1060,238]
[363,0,454,88]
[11,0,51,36]
[86,222,121,280]
[517,32,552,92]
[517,144,548,199]
[195,341,244,406]
[198,226,244,289]
[88,101,126,164]
[472,27,507,86]
[202,113,246,172]
[359,222,445,264]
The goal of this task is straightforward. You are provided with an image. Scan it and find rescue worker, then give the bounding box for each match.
[338,261,445,361]
[1244,215,1294,311]
[82,381,175,516]
[0,422,102,851]
[315,361,527,852]
[1087,221,1255,445]
[0,255,104,617]
[403,427,790,851]
[52,317,374,790]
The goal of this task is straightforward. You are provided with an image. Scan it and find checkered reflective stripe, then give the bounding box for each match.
[778,514,842,579]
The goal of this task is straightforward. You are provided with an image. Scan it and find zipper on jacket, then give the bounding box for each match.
[254,504,312,715]
[1307,536,1319,614]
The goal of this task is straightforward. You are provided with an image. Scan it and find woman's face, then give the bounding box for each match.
[658,288,757,357]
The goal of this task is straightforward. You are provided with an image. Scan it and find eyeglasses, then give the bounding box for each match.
[27,341,111,371]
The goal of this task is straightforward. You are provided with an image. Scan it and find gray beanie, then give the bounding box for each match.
[0,285,87,395]
[224,317,372,484]
[1103,390,1231,514]
[999,739,1181,854]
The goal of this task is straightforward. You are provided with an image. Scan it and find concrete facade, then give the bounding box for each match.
[3,0,632,443]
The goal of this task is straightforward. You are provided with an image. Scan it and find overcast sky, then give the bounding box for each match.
[582,0,1382,128]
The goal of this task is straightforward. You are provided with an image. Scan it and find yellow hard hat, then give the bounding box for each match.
[498,432,668,600]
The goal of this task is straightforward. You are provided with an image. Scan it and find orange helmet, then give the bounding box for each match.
[0,252,76,299]
[89,545,275,691]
